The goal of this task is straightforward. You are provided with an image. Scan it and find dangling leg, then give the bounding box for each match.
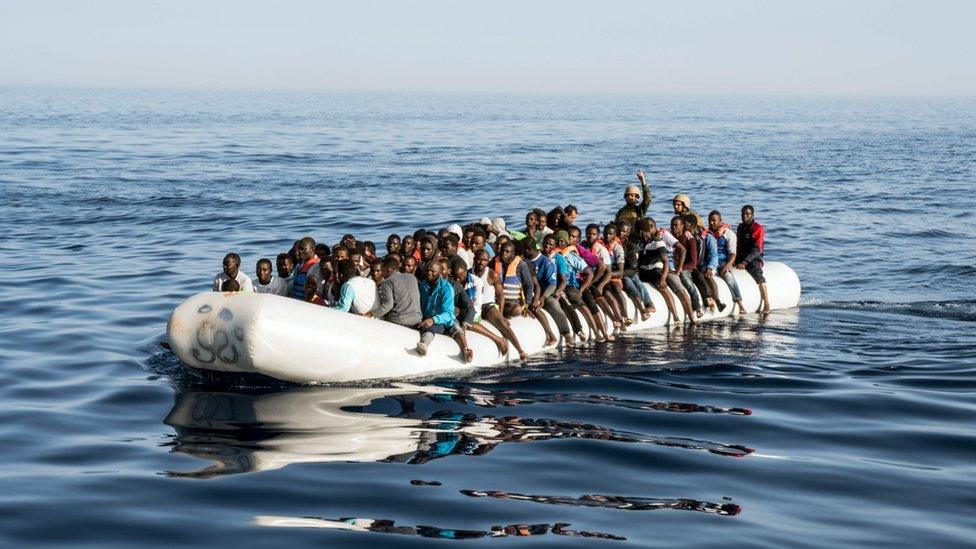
[468,321,508,357]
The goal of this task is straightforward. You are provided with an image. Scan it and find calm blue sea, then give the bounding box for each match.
[1,89,975,546]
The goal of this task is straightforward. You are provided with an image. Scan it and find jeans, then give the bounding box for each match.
[622,275,652,307]
[717,262,742,301]
[678,270,701,310]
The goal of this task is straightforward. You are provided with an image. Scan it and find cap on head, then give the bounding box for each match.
[673,193,691,208]
[554,230,570,243]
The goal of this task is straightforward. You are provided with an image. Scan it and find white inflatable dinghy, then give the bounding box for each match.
[167,261,800,383]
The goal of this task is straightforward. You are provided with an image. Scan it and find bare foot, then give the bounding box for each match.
[605,333,616,342]
[623,318,633,326]
[464,348,474,363]
[518,350,528,360]
[737,302,746,314]
[575,330,587,342]
[544,335,557,346]
[563,335,575,348]
[640,311,651,321]
[494,339,509,356]
[695,309,704,319]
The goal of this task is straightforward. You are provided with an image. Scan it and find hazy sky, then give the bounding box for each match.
[1,0,974,94]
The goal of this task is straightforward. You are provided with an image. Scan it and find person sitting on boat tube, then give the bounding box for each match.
[290,237,322,300]
[636,218,683,323]
[615,169,652,227]
[736,204,771,314]
[213,253,254,293]
[447,256,509,357]
[670,215,705,319]
[554,230,602,342]
[365,255,422,327]
[567,227,615,342]
[471,248,527,359]
[522,237,574,346]
[708,211,747,315]
[417,260,473,362]
[495,240,557,348]
[220,277,240,293]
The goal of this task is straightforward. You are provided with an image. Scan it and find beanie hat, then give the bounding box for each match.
[554,230,570,243]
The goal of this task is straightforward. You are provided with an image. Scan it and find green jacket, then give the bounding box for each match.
[614,181,651,227]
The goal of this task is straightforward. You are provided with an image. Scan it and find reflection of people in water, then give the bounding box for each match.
[460,489,741,516]
[260,515,626,541]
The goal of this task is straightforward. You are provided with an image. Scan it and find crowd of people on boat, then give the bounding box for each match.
[212,170,770,362]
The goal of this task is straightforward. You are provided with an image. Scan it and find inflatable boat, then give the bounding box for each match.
[166,261,800,384]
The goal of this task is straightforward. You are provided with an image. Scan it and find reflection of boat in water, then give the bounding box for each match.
[163,383,755,478]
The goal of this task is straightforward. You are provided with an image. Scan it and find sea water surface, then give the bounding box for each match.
[1,89,975,547]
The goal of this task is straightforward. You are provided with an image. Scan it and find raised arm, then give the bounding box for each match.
[637,169,652,214]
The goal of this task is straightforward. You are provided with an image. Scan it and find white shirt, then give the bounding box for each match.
[213,272,254,292]
[653,230,681,269]
[254,275,288,296]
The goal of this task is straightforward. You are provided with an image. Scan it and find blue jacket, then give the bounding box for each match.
[419,276,456,327]
[698,232,719,271]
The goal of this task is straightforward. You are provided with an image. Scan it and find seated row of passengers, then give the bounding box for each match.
[213,170,770,362]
